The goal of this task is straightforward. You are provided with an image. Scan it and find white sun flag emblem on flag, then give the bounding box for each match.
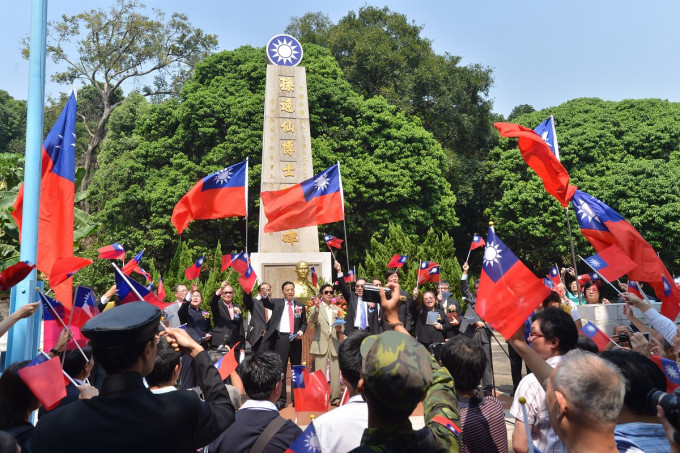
[212,167,232,185]
[314,172,331,191]
[483,241,502,267]
[665,364,680,380]
[587,258,602,268]
[304,431,321,451]
[585,323,596,333]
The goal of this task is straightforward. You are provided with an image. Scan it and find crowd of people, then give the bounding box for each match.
[1,259,680,453]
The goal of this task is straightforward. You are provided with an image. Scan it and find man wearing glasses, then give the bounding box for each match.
[508,307,578,453]
[308,283,345,405]
[334,261,380,335]
[210,281,245,356]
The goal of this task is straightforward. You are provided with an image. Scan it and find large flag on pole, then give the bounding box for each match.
[571,189,679,319]
[582,244,637,282]
[494,122,576,207]
[261,163,344,233]
[476,225,550,338]
[12,92,77,306]
[171,160,248,234]
[533,115,560,160]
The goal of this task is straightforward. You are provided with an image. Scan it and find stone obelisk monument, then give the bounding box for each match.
[250,34,331,301]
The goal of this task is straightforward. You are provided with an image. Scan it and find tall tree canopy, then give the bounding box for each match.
[486,97,680,273]
[286,7,496,255]
[34,0,217,196]
[89,45,458,272]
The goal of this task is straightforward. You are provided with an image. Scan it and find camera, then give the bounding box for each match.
[362,285,391,303]
[648,388,680,444]
[616,332,630,343]
[428,342,445,363]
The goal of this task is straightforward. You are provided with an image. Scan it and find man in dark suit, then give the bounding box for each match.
[436,281,461,335]
[243,282,272,354]
[262,281,307,410]
[28,301,235,453]
[334,261,380,335]
[210,281,245,355]
[209,351,301,453]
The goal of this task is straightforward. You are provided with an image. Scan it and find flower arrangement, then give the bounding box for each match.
[202,310,210,319]
[447,305,457,313]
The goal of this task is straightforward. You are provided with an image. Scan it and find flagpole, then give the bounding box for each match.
[112,263,145,301]
[564,207,584,304]
[337,161,351,282]
[465,247,472,264]
[245,157,249,255]
[416,260,423,294]
[38,292,89,363]
[578,256,623,296]
[39,350,79,386]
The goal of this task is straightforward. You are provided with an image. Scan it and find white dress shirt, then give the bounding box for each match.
[312,394,368,453]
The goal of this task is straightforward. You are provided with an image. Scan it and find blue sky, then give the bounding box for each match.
[2,1,679,117]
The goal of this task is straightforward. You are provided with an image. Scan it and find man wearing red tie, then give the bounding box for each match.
[262,281,308,410]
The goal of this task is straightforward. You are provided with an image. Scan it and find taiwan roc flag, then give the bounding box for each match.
[171,160,248,234]
[13,92,77,306]
[476,226,550,338]
[261,163,344,233]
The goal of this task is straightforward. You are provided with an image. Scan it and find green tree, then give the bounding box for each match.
[486,98,680,273]
[35,0,218,197]
[89,44,458,278]
[0,91,27,154]
[508,104,535,121]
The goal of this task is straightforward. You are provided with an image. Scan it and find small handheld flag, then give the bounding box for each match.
[97,243,125,260]
[185,256,204,280]
[627,281,643,299]
[417,261,440,285]
[214,341,241,380]
[651,355,680,392]
[579,321,611,351]
[0,261,36,291]
[158,277,166,300]
[386,254,408,268]
[310,266,318,288]
[285,422,320,453]
[238,264,258,294]
[323,234,343,249]
[466,234,486,262]
[17,355,67,411]
[121,249,145,275]
[49,256,93,291]
[343,268,356,283]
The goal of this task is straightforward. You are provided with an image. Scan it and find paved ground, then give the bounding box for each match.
[278,330,521,449]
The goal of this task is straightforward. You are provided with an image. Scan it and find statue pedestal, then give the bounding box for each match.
[250,252,332,300]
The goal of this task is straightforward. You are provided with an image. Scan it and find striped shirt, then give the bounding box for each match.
[459,394,508,453]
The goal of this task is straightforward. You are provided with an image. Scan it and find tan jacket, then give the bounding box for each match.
[308,303,344,356]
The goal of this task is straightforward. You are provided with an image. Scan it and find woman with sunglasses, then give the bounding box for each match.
[308,284,344,406]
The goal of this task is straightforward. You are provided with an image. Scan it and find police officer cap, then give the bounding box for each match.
[82,301,161,349]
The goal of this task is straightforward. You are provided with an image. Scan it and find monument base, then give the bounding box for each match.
[250,252,332,299]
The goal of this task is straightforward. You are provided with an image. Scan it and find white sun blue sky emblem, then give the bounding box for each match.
[664,279,672,295]
[304,432,321,452]
[585,323,596,333]
[266,35,303,66]
[314,172,331,191]
[586,257,602,269]
[212,168,232,185]
[665,363,680,380]
[574,198,602,225]
[483,241,502,267]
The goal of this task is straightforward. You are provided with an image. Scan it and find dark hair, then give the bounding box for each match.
[241,352,282,401]
[92,339,152,375]
[440,281,449,286]
[319,284,333,293]
[601,349,667,415]
[281,281,294,291]
[441,337,486,392]
[339,331,370,389]
[173,285,186,293]
[145,340,181,388]
[583,280,603,298]
[0,361,38,427]
[384,269,399,280]
[62,344,93,378]
[259,282,270,289]
[0,431,18,453]
[576,335,599,353]
[541,291,561,309]
[533,307,578,354]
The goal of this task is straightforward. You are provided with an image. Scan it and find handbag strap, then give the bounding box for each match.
[250,415,287,453]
